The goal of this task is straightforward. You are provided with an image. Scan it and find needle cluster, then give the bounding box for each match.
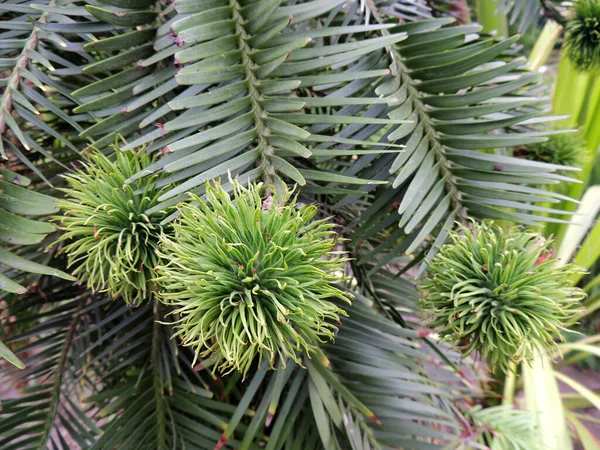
[565,0,600,70]
[419,221,585,372]
[55,150,168,306]
[156,180,351,376]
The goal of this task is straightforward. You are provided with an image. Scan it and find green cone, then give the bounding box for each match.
[155,179,351,376]
[419,221,585,372]
[54,150,169,306]
[565,0,600,70]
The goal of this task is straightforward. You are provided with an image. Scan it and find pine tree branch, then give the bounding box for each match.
[368,3,465,221]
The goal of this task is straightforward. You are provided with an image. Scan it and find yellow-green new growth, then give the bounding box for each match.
[54,150,170,306]
[419,221,585,373]
[155,180,351,376]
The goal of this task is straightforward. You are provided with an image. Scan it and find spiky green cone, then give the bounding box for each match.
[515,131,587,170]
[54,150,169,306]
[565,0,600,70]
[418,221,585,372]
[155,180,351,376]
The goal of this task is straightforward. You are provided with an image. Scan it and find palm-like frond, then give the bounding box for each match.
[56,0,166,150]
[0,168,73,367]
[0,281,100,449]
[375,0,434,23]
[460,405,540,450]
[343,8,579,270]
[0,0,95,370]
[495,0,543,33]
[0,0,83,173]
[26,0,409,207]
[114,0,410,206]
[78,301,317,450]
[23,1,575,259]
[1,278,463,450]
[0,169,73,296]
[86,306,226,450]
[305,294,465,449]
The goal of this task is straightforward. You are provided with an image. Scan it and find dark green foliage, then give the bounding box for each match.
[0,170,74,368]
[565,0,600,70]
[341,19,578,272]
[419,221,585,372]
[0,281,100,449]
[0,169,74,295]
[156,180,351,376]
[515,130,588,169]
[55,150,169,306]
[0,0,593,448]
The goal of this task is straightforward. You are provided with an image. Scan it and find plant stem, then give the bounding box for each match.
[552,54,592,127]
[546,55,595,240]
[229,0,280,195]
[501,362,517,405]
[583,74,600,156]
[476,0,509,38]
[522,351,573,450]
[528,21,563,71]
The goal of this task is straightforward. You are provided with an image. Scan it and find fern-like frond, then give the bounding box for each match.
[4,0,171,156]
[0,282,100,449]
[344,13,579,271]
[42,1,410,206]
[463,405,540,450]
[0,169,73,297]
[113,0,411,207]
[0,0,83,173]
[87,306,222,450]
[500,0,541,32]
[68,1,166,149]
[305,294,463,449]
[0,167,74,373]
[70,282,466,449]
[84,301,318,450]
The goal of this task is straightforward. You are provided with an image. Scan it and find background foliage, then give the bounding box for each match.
[1,0,600,449]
